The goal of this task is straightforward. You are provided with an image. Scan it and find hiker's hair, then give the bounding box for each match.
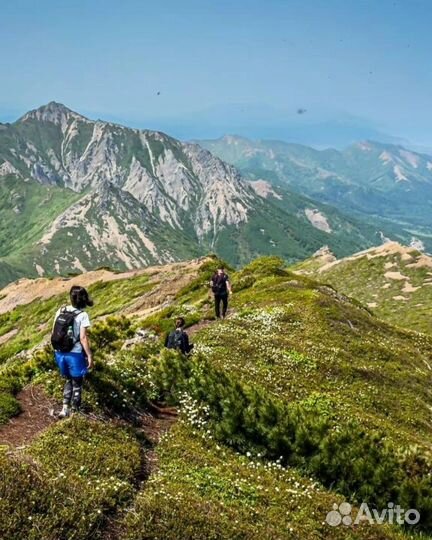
[70,286,94,310]
[217,265,225,271]
[175,317,185,329]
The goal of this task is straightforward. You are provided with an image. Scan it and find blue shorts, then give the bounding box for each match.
[55,351,88,378]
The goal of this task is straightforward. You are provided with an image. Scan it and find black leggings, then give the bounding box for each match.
[63,377,83,409]
[214,294,228,318]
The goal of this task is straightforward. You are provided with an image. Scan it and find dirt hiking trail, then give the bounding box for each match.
[0,385,56,448]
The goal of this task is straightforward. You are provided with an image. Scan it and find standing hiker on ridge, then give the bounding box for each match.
[165,317,194,355]
[210,265,232,319]
[51,286,94,418]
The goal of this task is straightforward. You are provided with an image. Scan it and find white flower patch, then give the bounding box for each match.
[233,305,294,332]
[192,343,214,356]
[179,392,210,429]
[172,303,199,316]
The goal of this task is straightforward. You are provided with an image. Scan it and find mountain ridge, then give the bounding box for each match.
[198,134,432,251]
[293,241,432,334]
[0,102,387,286]
[1,254,432,537]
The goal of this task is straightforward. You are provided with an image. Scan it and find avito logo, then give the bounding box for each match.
[326,502,420,527]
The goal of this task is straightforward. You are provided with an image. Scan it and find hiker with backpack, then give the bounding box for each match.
[165,317,193,355]
[51,286,94,418]
[210,266,232,319]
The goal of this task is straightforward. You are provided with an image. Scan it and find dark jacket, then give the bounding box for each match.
[211,272,230,295]
[165,329,193,355]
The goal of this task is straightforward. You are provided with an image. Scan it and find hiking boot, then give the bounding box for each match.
[58,405,70,419]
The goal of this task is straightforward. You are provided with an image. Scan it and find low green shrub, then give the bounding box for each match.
[89,315,134,351]
[1,416,142,540]
[148,350,432,532]
[0,346,54,424]
[0,392,20,424]
[239,256,288,277]
[86,345,158,417]
[30,416,142,483]
[0,452,69,540]
[233,273,256,292]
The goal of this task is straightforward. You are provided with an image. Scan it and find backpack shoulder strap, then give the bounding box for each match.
[69,309,82,343]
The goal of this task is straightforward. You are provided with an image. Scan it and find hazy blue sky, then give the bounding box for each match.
[1,0,431,145]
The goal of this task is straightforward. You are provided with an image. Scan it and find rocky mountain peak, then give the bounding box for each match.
[0,103,392,286]
[19,101,87,129]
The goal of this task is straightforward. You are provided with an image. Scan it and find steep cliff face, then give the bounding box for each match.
[2,103,256,237]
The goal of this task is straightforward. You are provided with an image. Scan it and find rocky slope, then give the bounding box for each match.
[0,103,385,287]
[198,135,432,250]
[1,103,263,235]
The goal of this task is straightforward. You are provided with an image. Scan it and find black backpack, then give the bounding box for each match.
[211,273,227,294]
[166,330,185,352]
[51,308,81,352]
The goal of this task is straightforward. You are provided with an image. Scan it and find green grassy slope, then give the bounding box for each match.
[1,256,431,538]
[0,260,26,288]
[0,174,81,285]
[294,242,432,335]
[0,175,80,257]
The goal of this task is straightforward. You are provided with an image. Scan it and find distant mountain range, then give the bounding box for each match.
[139,103,405,148]
[0,102,386,287]
[199,135,432,251]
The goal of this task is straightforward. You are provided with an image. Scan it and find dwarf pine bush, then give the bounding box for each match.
[0,392,20,424]
[89,315,134,351]
[148,350,432,532]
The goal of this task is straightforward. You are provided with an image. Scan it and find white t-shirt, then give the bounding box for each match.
[55,305,91,354]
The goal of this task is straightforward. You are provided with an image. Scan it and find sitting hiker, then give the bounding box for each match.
[51,286,94,418]
[165,317,193,355]
[210,265,232,319]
